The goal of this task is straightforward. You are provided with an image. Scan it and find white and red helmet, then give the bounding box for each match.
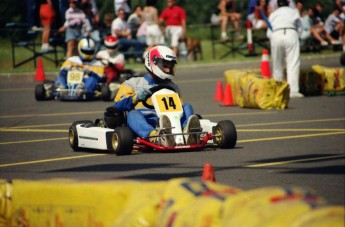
[144,45,177,80]
[104,35,119,49]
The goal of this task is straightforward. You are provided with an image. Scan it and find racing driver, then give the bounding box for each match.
[114,45,200,147]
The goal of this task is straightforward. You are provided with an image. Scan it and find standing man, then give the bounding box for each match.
[267,0,303,98]
[159,0,186,56]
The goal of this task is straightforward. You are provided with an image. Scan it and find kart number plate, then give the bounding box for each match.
[67,71,83,84]
[155,93,182,112]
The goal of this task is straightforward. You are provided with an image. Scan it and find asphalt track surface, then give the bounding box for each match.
[0,54,344,205]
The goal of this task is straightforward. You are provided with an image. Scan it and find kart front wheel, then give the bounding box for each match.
[213,120,237,149]
[110,127,133,156]
[35,84,46,101]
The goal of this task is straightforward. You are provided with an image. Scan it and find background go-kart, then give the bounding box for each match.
[0,53,344,207]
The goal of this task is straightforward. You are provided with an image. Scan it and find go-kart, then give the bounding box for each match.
[35,66,136,101]
[68,85,237,155]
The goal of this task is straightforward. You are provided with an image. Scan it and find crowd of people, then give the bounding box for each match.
[27,0,188,63]
[211,0,345,50]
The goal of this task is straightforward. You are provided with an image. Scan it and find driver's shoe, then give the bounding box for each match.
[184,115,201,145]
[159,115,175,147]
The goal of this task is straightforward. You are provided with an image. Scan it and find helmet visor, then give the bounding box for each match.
[153,56,176,78]
[81,49,95,55]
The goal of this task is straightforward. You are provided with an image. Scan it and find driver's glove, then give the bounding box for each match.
[136,88,152,101]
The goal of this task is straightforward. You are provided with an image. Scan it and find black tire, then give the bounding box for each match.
[110,127,133,156]
[35,84,46,101]
[101,84,111,101]
[213,120,237,149]
[69,120,94,151]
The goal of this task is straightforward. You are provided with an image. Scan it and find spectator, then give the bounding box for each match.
[296,1,312,48]
[27,0,40,29]
[114,0,131,19]
[99,13,115,41]
[81,1,101,51]
[114,45,201,146]
[268,0,295,14]
[309,4,328,46]
[111,8,145,62]
[211,0,243,41]
[96,35,125,84]
[159,0,187,55]
[39,0,56,52]
[324,6,344,45]
[55,37,104,98]
[127,5,143,39]
[252,0,269,30]
[143,0,164,54]
[58,0,91,58]
[267,0,303,98]
[247,0,257,17]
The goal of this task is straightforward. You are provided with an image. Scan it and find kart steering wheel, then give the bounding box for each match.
[142,85,177,109]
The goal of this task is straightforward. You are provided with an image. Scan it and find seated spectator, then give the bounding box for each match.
[252,0,269,30]
[211,0,243,41]
[324,6,344,45]
[114,0,131,19]
[111,8,145,62]
[268,0,295,14]
[309,4,328,46]
[127,5,143,39]
[296,1,312,48]
[99,13,115,41]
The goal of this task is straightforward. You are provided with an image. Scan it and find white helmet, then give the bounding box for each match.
[144,45,177,80]
[78,37,95,61]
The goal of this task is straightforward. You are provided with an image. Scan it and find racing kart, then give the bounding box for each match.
[35,66,136,101]
[68,85,237,155]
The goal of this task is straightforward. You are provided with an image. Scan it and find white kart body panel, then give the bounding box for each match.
[152,88,185,144]
[200,119,217,133]
[76,125,114,150]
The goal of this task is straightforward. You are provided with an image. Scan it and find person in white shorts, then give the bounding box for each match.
[159,0,186,55]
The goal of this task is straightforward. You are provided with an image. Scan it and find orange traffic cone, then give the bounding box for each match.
[35,57,46,82]
[222,84,234,106]
[214,81,224,101]
[202,163,216,182]
[261,49,271,79]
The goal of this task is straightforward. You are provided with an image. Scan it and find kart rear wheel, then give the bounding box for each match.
[69,120,94,151]
[35,84,46,101]
[213,120,237,149]
[111,127,133,156]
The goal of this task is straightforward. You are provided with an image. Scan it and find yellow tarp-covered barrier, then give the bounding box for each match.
[222,186,327,227]
[224,69,249,106]
[312,65,345,92]
[237,75,290,109]
[0,178,344,227]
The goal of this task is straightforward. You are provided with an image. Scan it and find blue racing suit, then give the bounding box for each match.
[114,74,194,138]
